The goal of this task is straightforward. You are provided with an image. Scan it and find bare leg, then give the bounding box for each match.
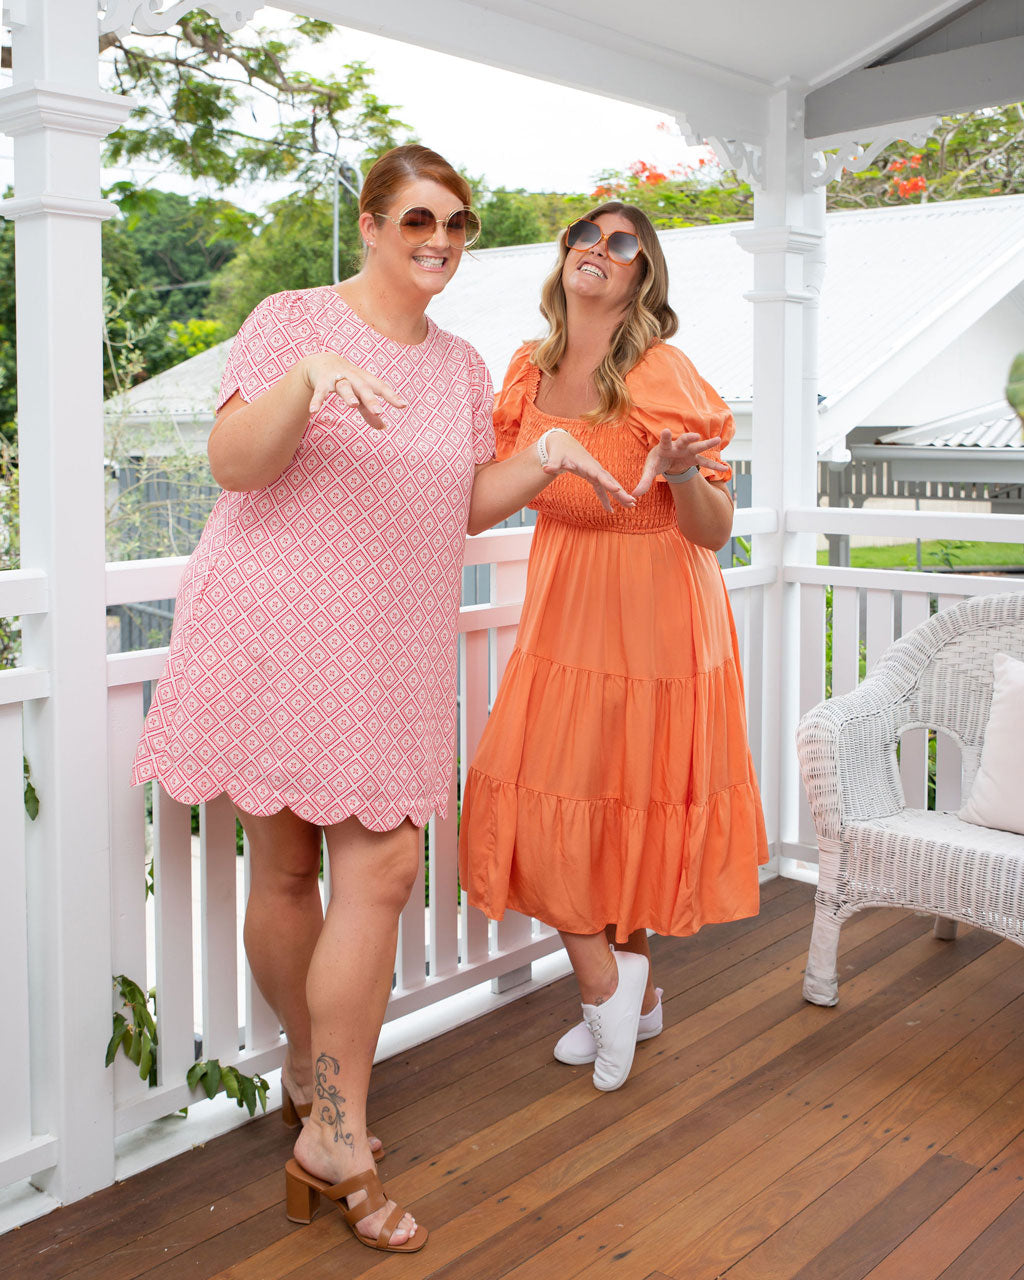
[605,926,659,1014]
[239,806,322,1100]
[561,929,619,1005]
[294,816,421,1245]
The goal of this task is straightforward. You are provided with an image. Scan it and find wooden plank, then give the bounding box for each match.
[691,1012,1024,1280]
[863,1118,1024,1280]
[789,1152,976,1280]
[934,1199,1024,1280]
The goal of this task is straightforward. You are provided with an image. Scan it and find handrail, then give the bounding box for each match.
[0,568,48,616]
[786,507,1024,540]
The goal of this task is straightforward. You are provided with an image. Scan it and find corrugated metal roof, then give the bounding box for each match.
[108,192,1024,427]
[878,403,1024,449]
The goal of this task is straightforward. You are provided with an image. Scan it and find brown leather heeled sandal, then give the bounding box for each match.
[284,1158,427,1253]
[281,1089,385,1161]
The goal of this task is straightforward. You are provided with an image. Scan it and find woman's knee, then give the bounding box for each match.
[373,831,421,908]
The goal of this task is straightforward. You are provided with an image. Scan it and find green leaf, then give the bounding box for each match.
[1007,352,1024,424]
[24,778,39,821]
[202,1058,222,1100]
[254,1074,269,1113]
[138,1032,154,1084]
[186,1061,205,1091]
[237,1072,257,1117]
[222,1069,240,1100]
[105,1014,129,1067]
[123,1026,141,1066]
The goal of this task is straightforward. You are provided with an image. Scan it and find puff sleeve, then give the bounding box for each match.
[625,343,735,483]
[493,344,536,461]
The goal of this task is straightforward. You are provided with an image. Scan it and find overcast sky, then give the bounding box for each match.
[1,8,703,208]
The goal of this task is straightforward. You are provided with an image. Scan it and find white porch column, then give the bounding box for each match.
[0,0,130,1201]
[733,83,825,867]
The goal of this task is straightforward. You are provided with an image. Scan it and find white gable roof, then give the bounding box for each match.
[107,194,1024,458]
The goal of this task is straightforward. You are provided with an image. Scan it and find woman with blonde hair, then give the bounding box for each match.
[459,202,769,1092]
[133,148,636,1253]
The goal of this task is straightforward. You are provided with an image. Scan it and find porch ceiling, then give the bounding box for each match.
[290,0,1019,141]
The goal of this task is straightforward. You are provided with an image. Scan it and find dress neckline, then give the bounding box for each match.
[527,363,592,426]
[324,286,436,351]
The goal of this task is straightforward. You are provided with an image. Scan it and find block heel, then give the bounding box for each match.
[285,1165,320,1223]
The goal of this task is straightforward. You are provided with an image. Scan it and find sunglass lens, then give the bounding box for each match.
[447,208,482,247]
[398,207,436,244]
[566,220,601,251]
[607,231,641,264]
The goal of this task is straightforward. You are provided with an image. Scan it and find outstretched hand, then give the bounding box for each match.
[543,434,636,511]
[632,429,729,497]
[305,354,408,431]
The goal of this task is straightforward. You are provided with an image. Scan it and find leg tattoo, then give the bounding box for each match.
[314,1053,354,1148]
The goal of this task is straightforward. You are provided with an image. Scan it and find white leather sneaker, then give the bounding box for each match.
[581,950,650,1091]
[553,988,664,1065]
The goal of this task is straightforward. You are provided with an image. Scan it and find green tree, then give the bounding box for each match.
[477,188,545,248]
[586,158,754,227]
[102,190,253,379]
[101,15,409,197]
[828,103,1024,209]
[206,190,357,332]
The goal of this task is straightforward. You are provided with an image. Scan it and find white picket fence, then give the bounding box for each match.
[2,504,1022,1217]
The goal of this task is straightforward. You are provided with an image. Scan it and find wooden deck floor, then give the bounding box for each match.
[5,878,1024,1280]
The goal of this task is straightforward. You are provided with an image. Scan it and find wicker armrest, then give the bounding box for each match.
[797,671,910,843]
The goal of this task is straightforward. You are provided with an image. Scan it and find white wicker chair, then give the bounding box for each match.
[798,590,1024,1006]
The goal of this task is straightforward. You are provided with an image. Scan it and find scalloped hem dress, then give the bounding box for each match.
[457,343,768,941]
[132,286,495,832]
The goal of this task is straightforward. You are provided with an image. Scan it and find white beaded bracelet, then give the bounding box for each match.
[536,427,571,466]
[663,465,699,484]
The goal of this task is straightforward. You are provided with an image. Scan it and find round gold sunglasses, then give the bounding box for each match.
[373,204,482,248]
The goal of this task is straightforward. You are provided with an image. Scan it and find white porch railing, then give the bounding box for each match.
[4,503,1024,1218]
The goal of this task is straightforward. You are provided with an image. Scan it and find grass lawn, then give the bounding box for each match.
[816,540,1024,570]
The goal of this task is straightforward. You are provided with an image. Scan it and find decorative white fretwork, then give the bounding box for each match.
[806,116,939,187]
[98,0,262,37]
[705,136,765,189]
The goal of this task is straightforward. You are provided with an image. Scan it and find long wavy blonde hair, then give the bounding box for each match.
[532,201,678,422]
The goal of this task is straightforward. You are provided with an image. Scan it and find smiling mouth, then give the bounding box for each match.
[413,254,447,272]
[578,262,607,279]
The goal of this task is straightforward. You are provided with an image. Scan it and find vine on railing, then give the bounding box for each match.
[106,973,269,1115]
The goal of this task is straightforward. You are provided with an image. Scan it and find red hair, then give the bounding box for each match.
[360,145,471,216]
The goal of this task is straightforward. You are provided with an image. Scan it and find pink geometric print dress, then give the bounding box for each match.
[132,286,495,831]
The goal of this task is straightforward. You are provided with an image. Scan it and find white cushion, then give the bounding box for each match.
[959,652,1024,837]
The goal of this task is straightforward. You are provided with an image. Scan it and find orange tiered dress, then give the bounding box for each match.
[457,341,768,942]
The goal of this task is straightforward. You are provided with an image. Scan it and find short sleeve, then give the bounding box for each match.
[464,343,497,465]
[493,345,536,461]
[625,343,735,483]
[215,292,306,412]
